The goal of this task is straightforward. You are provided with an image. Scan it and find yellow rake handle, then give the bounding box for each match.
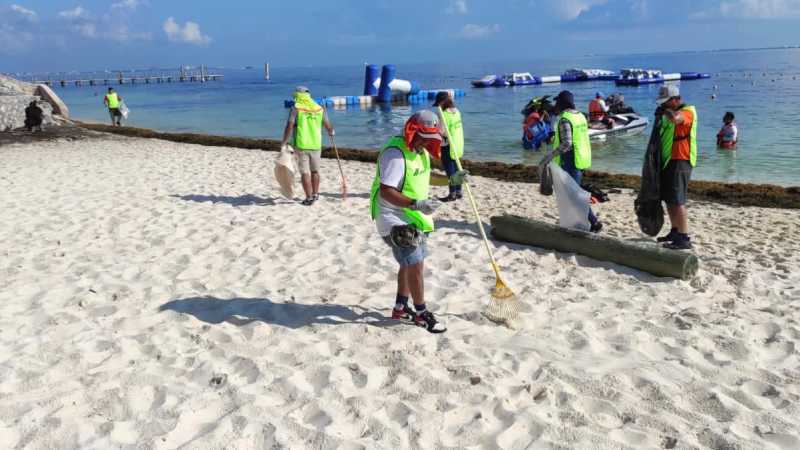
[455,158,504,283]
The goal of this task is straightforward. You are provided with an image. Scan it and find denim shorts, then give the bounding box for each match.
[383,234,428,267]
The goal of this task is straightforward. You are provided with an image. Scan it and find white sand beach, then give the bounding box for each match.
[1,134,798,449]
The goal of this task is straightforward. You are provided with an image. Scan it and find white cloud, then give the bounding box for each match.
[692,0,800,19]
[112,0,141,11]
[163,17,211,45]
[532,0,608,20]
[10,4,37,21]
[58,6,89,19]
[446,0,468,14]
[458,23,501,39]
[720,0,800,18]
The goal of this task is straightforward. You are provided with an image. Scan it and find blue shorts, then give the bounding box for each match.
[383,235,428,267]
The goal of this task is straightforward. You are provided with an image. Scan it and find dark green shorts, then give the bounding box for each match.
[660,160,692,206]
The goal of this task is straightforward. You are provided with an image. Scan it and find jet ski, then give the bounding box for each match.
[588,113,649,141]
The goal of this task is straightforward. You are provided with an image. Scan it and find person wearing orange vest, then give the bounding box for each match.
[103,87,123,126]
[655,85,697,250]
[588,92,613,129]
[281,86,334,205]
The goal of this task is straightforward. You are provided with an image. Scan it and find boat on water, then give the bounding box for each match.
[471,74,507,88]
[615,68,664,86]
[472,72,540,87]
[588,113,649,140]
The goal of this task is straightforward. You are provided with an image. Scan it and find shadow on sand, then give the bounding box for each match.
[159,296,399,329]
[171,194,280,207]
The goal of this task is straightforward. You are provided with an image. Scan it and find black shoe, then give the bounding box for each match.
[455,192,463,200]
[301,198,314,206]
[391,304,415,320]
[657,228,679,243]
[438,194,457,202]
[590,221,603,233]
[413,310,447,333]
[312,193,319,201]
[664,236,692,250]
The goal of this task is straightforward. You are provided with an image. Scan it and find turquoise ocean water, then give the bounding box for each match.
[45,48,800,186]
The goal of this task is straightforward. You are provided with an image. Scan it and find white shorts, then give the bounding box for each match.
[296,150,321,174]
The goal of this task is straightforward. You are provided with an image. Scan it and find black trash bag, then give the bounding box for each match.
[635,109,665,236]
[538,151,555,196]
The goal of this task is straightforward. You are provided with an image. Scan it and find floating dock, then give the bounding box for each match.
[26,66,223,87]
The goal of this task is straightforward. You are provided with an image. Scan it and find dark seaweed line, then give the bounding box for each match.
[76,122,800,210]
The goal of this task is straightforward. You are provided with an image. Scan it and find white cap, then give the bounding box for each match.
[656,84,680,105]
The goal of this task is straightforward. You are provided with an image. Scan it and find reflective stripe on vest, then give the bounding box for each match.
[659,105,697,168]
[106,93,120,109]
[588,99,604,121]
[552,110,592,170]
[439,107,464,160]
[369,136,434,233]
[294,107,323,151]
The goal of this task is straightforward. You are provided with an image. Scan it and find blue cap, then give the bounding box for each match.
[595,91,604,98]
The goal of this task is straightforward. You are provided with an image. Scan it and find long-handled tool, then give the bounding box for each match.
[330,135,348,200]
[454,157,521,326]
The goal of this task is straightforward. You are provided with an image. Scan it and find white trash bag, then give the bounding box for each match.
[549,163,591,231]
[119,101,130,119]
[274,145,297,199]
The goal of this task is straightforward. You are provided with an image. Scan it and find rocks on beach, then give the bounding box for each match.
[0,75,67,132]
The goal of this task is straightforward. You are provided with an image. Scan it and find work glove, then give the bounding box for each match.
[329,129,335,136]
[410,199,441,215]
[449,170,470,186]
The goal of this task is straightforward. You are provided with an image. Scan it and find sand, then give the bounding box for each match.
[1,134,798,449]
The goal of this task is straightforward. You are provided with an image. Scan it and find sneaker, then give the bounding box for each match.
[312,193,319,201]
[664,236,692,250]
[413,310,447,333]
[590,221,603,233]
[455,192,463,200]
[301,198,314,206]
[438,194,458,202]
[657,228,679,243]
[391,304,415,321]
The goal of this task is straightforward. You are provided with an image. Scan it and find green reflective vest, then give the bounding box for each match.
[439,107,464,160]
[369,136,434,233]
[659,105,697,168]
[294,107,323,151]
[105,93,120,109]
[552,110,591,170]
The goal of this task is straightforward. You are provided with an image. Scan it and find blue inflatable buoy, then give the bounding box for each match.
[377,65,396,103]
[363,65,379,96]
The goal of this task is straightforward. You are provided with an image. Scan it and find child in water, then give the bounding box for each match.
[716,111,738,149]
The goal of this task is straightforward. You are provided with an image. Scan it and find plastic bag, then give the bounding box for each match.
[550,163,591,231]
[119,102,129,119]
[538,151,555,196]
[274,145,297,199]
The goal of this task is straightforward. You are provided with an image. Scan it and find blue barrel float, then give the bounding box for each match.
[363,64,379,96]
[377,64,396,103]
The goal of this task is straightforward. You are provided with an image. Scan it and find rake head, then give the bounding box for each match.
[483,277,521,329]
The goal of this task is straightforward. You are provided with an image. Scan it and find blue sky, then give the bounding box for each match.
[2,0,800,72]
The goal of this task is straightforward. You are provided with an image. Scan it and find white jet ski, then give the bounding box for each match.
[588,113,649,141]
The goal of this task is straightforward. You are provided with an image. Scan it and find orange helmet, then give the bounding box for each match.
[403,110,443,159]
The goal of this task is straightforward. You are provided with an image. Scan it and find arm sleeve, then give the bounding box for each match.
[379,148,405,190]
[556,118,573,154]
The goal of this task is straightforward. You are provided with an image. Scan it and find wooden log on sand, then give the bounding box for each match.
[490,215,699,280]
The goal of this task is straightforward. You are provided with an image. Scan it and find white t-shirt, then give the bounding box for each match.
[375,147,410,236]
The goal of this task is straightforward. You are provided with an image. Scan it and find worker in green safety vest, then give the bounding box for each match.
[654,84,697,250]
[280,86,334,206]
[369,110,468,334]
[103,87,123,126]
[552,90,602,233]
[433,91,465,202]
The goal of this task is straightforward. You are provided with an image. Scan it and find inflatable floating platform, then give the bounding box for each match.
[283,64,465,108]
